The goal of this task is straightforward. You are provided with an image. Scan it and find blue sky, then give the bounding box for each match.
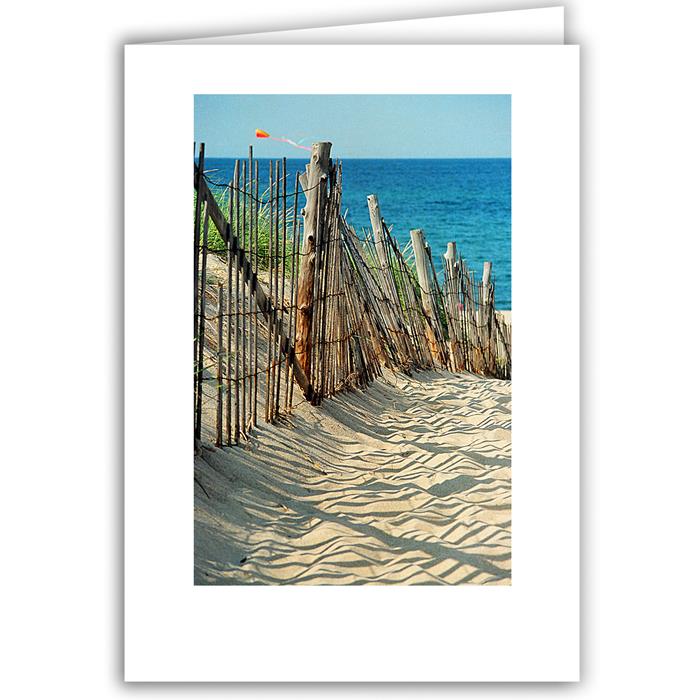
[194,94,510,159]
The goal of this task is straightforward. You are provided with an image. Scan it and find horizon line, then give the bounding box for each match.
[202,155,512,160]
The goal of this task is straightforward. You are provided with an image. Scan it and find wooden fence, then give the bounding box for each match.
[193,142,511,448]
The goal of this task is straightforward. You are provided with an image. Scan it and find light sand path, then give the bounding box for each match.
[195,369,511,585]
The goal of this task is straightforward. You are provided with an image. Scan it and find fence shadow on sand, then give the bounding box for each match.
[195,368,511,585]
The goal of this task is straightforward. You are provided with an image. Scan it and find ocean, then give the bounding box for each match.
[202,157,511,310]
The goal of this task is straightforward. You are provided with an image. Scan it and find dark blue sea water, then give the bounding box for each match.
[202,157,511,309]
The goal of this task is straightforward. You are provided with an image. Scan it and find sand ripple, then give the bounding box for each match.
[195,369,511,585]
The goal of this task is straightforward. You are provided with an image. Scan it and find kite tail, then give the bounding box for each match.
[269,136,312,152]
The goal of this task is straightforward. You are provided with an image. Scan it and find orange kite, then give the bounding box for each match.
[255,129,311,152]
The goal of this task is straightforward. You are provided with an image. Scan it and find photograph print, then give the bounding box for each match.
[193,94,512,585]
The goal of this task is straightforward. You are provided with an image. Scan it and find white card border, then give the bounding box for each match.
[125,44,579,682]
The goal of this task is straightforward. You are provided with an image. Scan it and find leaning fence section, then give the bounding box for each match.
[194,141,512,448]
[193,144,309,447]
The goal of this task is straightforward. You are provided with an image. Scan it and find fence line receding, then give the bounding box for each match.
[193,141,511,448]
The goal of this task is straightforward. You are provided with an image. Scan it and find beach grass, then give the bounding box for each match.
[194,189,296,274]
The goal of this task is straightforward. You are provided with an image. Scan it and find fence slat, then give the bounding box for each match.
[194,201,209,443]
[216,283,224,447]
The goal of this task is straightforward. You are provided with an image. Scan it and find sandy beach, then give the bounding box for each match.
[195,368,511,585]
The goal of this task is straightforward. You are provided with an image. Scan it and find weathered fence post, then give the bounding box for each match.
[295,142,331,396]
[410,228,444,366]
[443,242,465,371]
[194,143,205,348]
[367,195,415,366]
[368,196,403,311]
[481,261,492,297]
[193,143,205,446]
[426,243,450,367]
[480,261,493,370]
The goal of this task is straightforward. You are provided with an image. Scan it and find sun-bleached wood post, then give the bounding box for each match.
[193,143,205,446]
[368,195,402,309]
[367,194,414,366]
[443,242,464,371]
[368,195,385,259]
[410,228,443,364]
[410,229,433,314]
[481,261,492,324]
[479,261,493,370]
[295,142,331,397]
[344,221,391,368]
[193,143,205,348]
[367,194,384,255]
[426,243,450,367]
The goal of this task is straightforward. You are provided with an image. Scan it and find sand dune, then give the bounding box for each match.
[195,369,511,585]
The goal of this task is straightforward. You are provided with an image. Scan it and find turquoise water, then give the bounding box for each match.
[202,157,511,309]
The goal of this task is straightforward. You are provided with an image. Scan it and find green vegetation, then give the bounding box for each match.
[194,187,297,274]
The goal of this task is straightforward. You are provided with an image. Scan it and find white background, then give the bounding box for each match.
[125,44,578,682]
[2,0,699,697]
